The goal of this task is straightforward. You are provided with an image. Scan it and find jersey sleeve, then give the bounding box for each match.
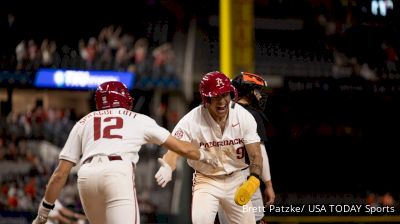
[241,109,261,145]
[59,123,82,164]
[171,114,192,142]
[143,117,170,145]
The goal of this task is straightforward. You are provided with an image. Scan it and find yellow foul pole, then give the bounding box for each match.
[220,0,254,79]
[220,0,233,78]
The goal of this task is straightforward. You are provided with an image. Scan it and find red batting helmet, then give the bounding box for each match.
[199,71,237,105]
[95,81,133,110]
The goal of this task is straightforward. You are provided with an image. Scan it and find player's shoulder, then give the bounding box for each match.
[184,105,202,119]
[173,105,202,128]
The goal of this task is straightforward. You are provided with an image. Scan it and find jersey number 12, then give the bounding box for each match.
[94,117,123,140]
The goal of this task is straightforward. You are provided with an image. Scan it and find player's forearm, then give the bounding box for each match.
[44,160,74,203]
[44,175,68,203]
[163,150,181,171]
[246,142,263,177]
[182,144,201,160]
[260,143,271,182]
[249,157,262,177]
[163,135,200,160]
[265,179,273,189]
[172,140,200,160]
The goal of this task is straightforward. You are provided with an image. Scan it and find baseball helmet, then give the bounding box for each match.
[95,81,133,110]
[231,72,269,110]
[199,71,237,105]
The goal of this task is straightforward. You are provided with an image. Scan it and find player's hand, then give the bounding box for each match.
[199,148,218,167]
[264,181,275,207]
[32,200,53,224]
[155,158,173,188]
[234,175,260,206]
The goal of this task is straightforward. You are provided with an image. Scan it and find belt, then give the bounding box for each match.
[82,155,122,164]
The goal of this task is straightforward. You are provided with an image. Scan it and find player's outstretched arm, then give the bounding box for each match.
[162,150,181,171]
[33,159,75,224]
[161,135,218,165]
[161,135,200,160]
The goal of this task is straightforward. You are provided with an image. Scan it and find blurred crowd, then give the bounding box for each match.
[1,14,180,90]
[0,105,77,212]
[308,1,400,79]
[252,1,400,81]
[315,17,398,80]
[2,106,76,147]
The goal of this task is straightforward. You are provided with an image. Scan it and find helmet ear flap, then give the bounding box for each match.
[127,95,134,110]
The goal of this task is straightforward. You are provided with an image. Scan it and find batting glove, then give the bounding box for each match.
[199,148,219,167]
[32,199,54,224]
[155,158,173,188]
[234,175,260,206]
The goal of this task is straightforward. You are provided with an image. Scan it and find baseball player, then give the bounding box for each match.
[32,81,217,224]
[155,71,263,224]
[218,72,276,224]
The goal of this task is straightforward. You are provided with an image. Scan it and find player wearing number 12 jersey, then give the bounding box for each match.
[32,81,216,224]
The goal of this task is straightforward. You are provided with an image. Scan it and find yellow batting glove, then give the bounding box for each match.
[234,175,260,206]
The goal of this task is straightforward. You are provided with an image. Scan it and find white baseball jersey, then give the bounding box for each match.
[172,102,260,176]
[59,108,170,165]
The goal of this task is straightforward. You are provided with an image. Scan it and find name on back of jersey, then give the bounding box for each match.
[79,109,137,125]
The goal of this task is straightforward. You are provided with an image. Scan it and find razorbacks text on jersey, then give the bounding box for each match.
[172,102,260,176]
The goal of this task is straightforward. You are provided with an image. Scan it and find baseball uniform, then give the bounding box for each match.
[172,102,260,224]
[59,107,170,224]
